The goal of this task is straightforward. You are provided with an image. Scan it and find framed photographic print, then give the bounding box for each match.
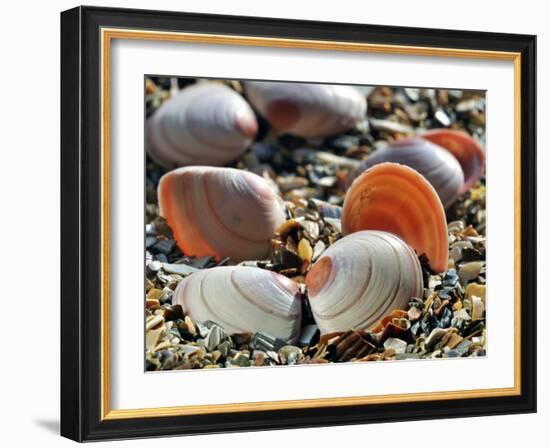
[60,6,537,442]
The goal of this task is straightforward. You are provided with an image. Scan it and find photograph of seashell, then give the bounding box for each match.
[144,78,486,371]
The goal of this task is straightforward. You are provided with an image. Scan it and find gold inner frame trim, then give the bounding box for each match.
[100,27,522,421]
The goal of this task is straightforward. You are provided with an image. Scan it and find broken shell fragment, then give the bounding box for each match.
[351,138,464,208]
[342,163,449,273]
[244,81,367,137]
[420,129,485,193]
[305,231,423,334]
[174,266,302,343]
[147,82,258,168]
[158,166,286,261]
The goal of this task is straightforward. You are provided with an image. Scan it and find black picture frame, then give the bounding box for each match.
[60,5,536,442]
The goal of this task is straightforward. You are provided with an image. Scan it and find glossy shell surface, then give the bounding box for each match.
[147,82,258,168]
[420,129,485,193]
[174,266,302,342]
[305,231,423,333]
[342,162,449,273]
[244,81,366,138]
[354,138,464,208]
[158,166,285,262]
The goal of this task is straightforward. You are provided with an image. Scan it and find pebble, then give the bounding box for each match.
[458,261,483,284]
[369,118,413,134]
[162,263,199,276]
[383,337,407,354]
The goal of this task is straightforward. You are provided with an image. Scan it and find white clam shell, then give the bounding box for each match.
[305,231,423,333]
[147,82,258,168]
[174,266,302,342]
[353,138,464,208]
[244,81,366,138]
[158,166,286,262]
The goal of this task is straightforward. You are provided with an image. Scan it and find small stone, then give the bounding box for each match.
[162,263,199,276]
[312,240,326,262]
[425,328,447,349]
[162,304,183,321]
[252,350,266,366]
[180,345,202,356]
[184,316,197,336]
[383,337,407,354]
[297,238,313,262]
[471,296,485,321]
[301,220,320,241]
[145,314,164,331]
[205,325,228,351]
[448,220,465,234]
[151,239,175,255]
[408,306,422,322]
[217,340,232,357]
[146,328,163,351]
[458,262,483,284]
[278,345,303,365]
[235,352,252,366]
[404,88,420,102]
[454,339,473,356]
[370,118,413,134]
[146,298,160,310]
[434,108,451,127]
[145,236,158,249]
[146,260,163,275]
[465,283,486,304]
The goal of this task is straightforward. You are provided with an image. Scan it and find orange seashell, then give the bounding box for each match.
[420,129,485,193]
[349,138,464,208]
[342,163,448,273]
[158,166,285,262]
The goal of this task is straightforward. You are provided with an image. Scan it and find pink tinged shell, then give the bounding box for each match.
[146,82,258,168]
[354,137,464,208]
[305,231,423,334]
[174,266,302,343]
[158,166,286,262]
[244,81,367,138]
[420,129,485,193]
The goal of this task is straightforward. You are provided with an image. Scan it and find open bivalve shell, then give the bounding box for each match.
[420,129,485,193]
[147,82,258,168]
[158,166,285,262]
[342,162,449,273]
[351,137,464,208]
[244,81,366,138]
[305,231,423,334]
[174,266,302,343]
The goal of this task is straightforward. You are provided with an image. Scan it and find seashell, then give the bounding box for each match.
[244,81,366,138]
[173,266,302,343]
[420,129,485,193]
[147,82,258,168]
[350,138,464,208]
[341,163,448,273]
[158,166,285,262]
[305,231,423,334]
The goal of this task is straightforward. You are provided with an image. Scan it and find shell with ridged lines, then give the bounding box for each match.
[147,82,258,168]
[342,162,449,273]
[244,81,366,138]
[174,266,302,343]
[305,231,423,334]
[351,137,464,208]
[158,166,286,262]
[420,129,485,193]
